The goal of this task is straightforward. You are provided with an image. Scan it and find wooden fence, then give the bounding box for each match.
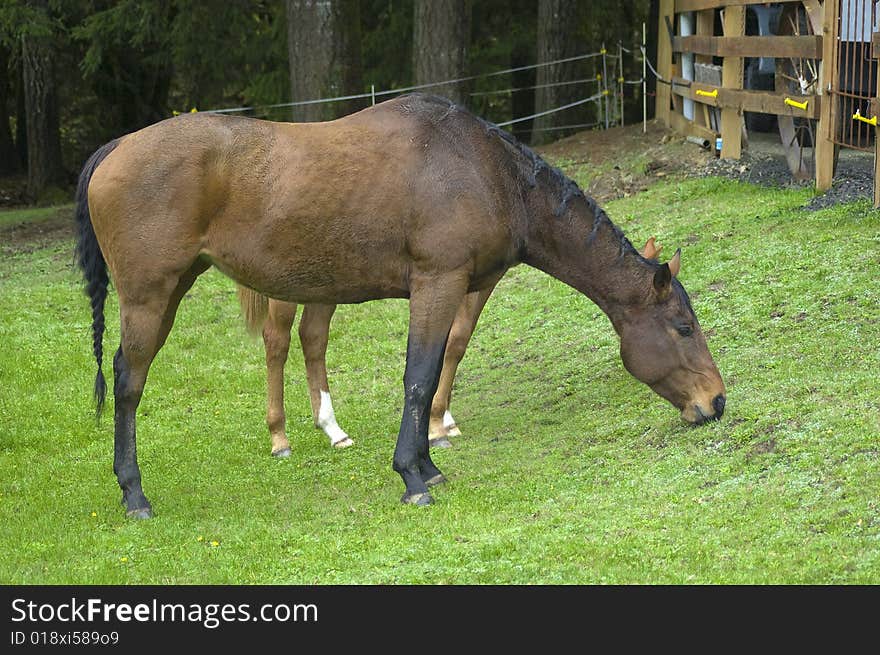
[655,1,880,206]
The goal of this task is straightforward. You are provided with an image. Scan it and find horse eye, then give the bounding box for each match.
[677,324,694,337]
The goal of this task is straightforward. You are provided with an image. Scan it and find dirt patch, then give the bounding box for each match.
[0,207,74,256]
[539,120,875,209]
[538,120,715,203]
[747,438,777,461]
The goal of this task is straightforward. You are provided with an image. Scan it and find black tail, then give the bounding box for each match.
[74,139,120,419]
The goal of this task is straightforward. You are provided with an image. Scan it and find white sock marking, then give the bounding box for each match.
[443,410,456,428]
[318,391,349,445]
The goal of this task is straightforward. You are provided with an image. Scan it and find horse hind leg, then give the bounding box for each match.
[113,263,206,518]
[428,282,496,448]
[299,303,352,448]
[263,300,297,457]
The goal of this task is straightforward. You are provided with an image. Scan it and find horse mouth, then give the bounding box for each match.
[692,406,719,425]
[686,398,725,425]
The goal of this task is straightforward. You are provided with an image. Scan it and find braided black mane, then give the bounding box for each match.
[477,105,641,262]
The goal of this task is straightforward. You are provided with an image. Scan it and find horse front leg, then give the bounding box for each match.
[428,281,496,447]
[263,300,298,457]
[394,273,468,505]
[299,303,352,448]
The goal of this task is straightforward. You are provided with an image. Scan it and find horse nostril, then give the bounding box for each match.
[712,394,726,417]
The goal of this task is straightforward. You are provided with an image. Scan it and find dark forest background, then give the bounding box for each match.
[0,0,652,204]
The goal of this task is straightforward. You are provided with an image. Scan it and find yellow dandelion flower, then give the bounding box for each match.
[210,541,220,547]
[120,557,128,563]
[197,535,204,542]
[91,512,97,517]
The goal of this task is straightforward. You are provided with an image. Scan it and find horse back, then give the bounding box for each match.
[87,97,524,304]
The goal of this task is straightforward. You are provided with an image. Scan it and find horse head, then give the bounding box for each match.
[618,248,726,425]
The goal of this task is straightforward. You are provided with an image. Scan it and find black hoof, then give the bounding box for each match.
[424,473,446,487]
[401,491,434,506]
[429,437,453,449]
[272,447,291,458]
[126,507,153,520]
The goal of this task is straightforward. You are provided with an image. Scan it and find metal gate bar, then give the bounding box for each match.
[833,0,877,152]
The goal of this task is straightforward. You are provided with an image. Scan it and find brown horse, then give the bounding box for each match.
[75,94,725,518]
[237,237,663,456]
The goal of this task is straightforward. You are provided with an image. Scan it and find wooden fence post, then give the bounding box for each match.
[656,0,674,127]
[815,0,838,192]
[694,8,717,132]
[720,5,744,159]
[874,123,880,208]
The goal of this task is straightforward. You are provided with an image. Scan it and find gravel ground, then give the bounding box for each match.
[694,141,875,211]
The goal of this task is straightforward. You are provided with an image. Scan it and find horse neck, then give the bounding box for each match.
[521,196,653,327]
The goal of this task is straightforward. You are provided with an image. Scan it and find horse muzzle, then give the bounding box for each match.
[683,394,726,425]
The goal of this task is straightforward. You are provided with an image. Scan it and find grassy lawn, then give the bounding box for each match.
[0,203,74,229]
[0,173,878,584]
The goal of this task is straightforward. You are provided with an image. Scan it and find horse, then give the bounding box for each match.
[74,93,726,518]
[237,237,664,456]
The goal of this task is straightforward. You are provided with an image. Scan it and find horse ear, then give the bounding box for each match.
[668,248,681,277]
[653,262,672,296]
[641,236,663,261]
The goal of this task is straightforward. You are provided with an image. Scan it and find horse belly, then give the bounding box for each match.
[203,213,411,304]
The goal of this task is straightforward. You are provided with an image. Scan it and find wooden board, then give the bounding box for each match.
[675,0,807,11]
[673,35,822,59]
[669,110,719,141]
[694,9,715,65]
[672,77,821,119]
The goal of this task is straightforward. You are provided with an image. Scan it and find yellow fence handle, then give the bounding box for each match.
[695,88,718,98]
[852,109,878,126]
[784,97,808,111]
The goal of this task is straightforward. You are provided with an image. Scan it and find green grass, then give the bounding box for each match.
[0,203,73,228]
[0,174,878,584]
